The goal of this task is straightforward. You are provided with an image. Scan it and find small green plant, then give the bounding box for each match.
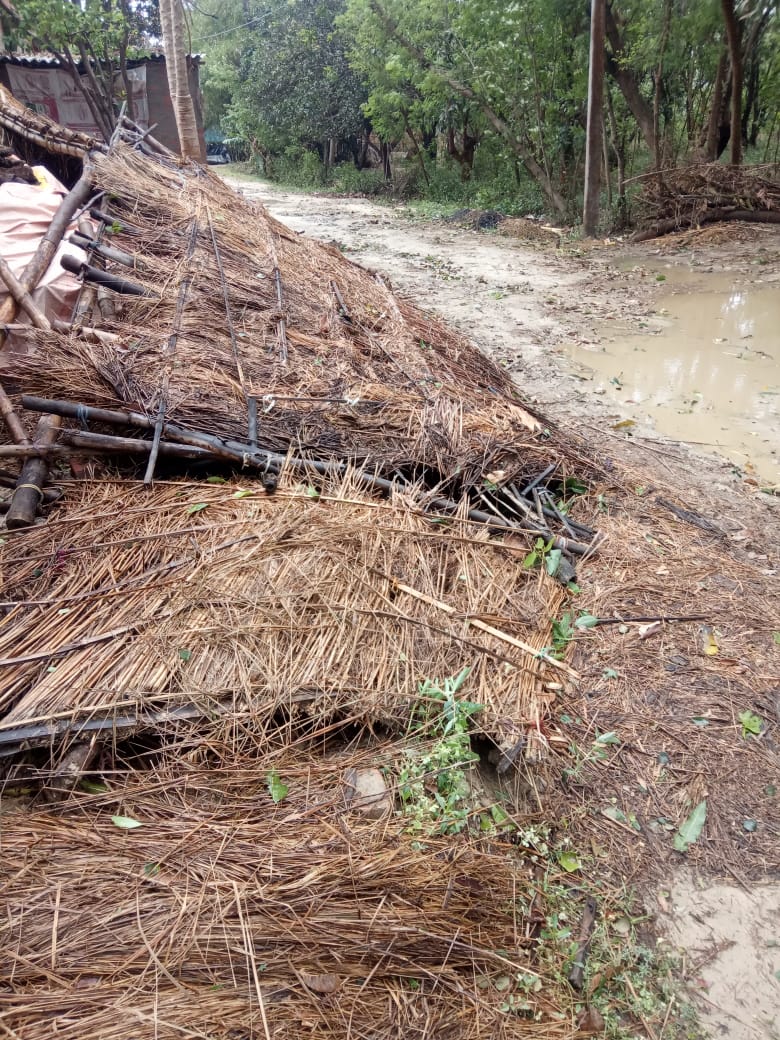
[738,710,763,737]
[399,668,482,835]
[563,729,621,781]
[523,536,554,570]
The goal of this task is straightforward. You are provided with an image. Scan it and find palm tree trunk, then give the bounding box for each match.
[159,0,204,161]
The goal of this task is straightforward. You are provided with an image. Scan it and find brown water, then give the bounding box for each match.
[566,270,780,486]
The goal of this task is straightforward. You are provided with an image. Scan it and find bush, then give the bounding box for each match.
[331,164,387,196]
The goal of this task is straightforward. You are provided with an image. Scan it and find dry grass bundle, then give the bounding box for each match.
[0,471,572,753]
[6,144,572,498]
[0,745,580,1040]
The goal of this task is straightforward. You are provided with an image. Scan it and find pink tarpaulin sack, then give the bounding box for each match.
[0,165,89,329]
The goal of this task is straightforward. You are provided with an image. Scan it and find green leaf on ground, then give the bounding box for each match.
[602,806,627,824]
[575,613,599,629]
[186,503,208,514]
[206,475,227,484]
[79,779,108,794]
[673,800,707,852]
[266,770,289,804]
[545,548,562,577]
[595,730,620,745]
[739,710,763,738]
[773,631,780,646]
[558,850,581,872]
[111,814,143,830]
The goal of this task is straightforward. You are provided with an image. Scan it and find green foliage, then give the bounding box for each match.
[398,667,482,835]
[266,769,289,804]
[738,710,763,738]
[196,0,367,159]
[189,0,779,219]
[673,799,707,853]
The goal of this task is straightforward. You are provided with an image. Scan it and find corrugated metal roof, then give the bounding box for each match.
[0,51,201,68]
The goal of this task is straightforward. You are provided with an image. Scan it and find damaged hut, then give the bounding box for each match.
[0,86,601,766]
[0,77,624,1040]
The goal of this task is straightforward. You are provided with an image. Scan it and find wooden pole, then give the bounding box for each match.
[21,397,596,556]
[0,256,53,331]
[583,0,606,237]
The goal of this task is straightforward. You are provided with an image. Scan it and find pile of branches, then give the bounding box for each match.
[633,161,780,241]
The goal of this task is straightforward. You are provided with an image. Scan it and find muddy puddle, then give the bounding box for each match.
[566,268,780,486]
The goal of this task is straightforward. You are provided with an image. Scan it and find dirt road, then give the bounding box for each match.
[227,172,780,495]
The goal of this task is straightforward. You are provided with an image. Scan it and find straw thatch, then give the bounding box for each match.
[0,110,598,753]
[0,472,571,759]
[0,743,586,1040]
[9,143,562,497]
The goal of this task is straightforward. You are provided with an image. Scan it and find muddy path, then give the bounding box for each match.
[227,172,780,500]
[226,174,780,1040]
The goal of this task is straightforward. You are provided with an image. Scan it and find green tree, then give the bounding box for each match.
[7,0,159,139]
[197,0,367,171]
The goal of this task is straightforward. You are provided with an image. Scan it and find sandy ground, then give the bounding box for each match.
[225,173,780,1039]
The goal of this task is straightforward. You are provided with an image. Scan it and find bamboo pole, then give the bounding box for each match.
[6,414,61,529]
[59,255,151,297]
[145,219,199,484]
[0,383,29,447]
[21,397,597,556]
[0,256,53,331]
[392,579,579,679]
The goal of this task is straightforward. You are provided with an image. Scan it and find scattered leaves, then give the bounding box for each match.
[558,850,581,873]
[111,814,143,830]
[299,971,341,994]
[673,800,707,853]
[700,627,720,656]
[266,770,289,804]
[739,710,763,738]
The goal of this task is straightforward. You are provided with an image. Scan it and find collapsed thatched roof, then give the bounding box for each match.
[0,97,598,760]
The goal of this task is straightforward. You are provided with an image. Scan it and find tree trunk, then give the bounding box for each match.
[702,49,729,160]
[159,0,204,161]
[605,3,656,154]
[721,0,743,164]
[741,9,770,147]
[652,0,672,177]
[446,123,478,182]
[583,0,606,236]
